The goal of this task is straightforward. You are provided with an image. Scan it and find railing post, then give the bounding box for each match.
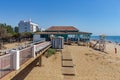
[32,45,36,58]
[13,50,20,70]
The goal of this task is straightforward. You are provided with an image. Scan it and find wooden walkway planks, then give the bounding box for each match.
[62,67,75,75]
[61,48,76,80]
[62,61,74,67]
[62,54,72,61]
[63,75,74,80]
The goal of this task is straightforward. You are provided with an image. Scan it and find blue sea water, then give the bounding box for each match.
[91,36,120,43]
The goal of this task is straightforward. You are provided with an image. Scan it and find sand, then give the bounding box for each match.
[3,41,30,49]
[70,45,120,80]
[11,42,120,80]
[24,52,63,80]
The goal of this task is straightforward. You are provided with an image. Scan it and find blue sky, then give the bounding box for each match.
[0,0,120,35]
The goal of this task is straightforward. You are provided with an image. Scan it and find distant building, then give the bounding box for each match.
[36,26,92,41]
[18,19,39,33]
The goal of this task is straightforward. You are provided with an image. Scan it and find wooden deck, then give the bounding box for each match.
[1,45,51,80]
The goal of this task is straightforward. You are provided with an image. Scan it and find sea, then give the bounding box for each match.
[91,36,120,43]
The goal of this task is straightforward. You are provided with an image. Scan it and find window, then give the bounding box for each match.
[25,27,27,29]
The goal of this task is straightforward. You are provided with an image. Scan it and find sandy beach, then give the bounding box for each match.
[11,42,120,80]
[1,41,120,80]
[0,0,120,79]
[3,41,30,49]
[70,45,120,80]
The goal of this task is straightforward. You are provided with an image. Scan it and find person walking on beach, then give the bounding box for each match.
[114,42,117,54]
[115,47,117,54]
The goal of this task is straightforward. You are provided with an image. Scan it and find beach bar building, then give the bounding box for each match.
[35,26,92,42]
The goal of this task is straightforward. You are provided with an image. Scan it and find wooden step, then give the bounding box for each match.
[62,54,72,61]
[62,53,71,56]
[62,61,74,67]
[62,67,75,75]
[63,76,74,80]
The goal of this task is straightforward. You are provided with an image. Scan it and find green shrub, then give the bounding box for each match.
[45,48,56,58]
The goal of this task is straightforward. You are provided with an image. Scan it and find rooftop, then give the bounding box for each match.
[45,26,79,32]
[36,31,92,35]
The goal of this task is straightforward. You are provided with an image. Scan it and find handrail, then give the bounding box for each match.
[0,41,51,79]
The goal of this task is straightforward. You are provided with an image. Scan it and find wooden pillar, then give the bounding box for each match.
[38,56,42,67]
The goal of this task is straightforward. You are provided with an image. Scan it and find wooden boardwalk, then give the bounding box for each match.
[61,48,75,80]
[1,45,51,80]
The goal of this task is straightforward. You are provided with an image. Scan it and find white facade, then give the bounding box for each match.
[18,20,39,33]
[33,34,45,42]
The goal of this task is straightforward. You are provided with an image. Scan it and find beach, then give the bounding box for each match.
[0,0,119,79]
[70,45,120,80]
[11,41,120,80]
[3,41,30,49]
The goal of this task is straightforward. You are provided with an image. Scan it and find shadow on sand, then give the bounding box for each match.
[11,58,40,80]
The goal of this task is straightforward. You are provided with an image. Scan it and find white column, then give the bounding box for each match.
[32,45,36,58]
[13,50,20,70]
